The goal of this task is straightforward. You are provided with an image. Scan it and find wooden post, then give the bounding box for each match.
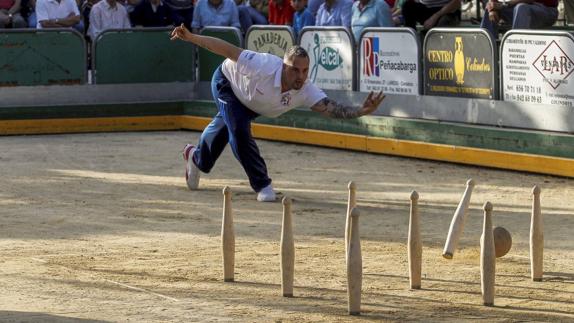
[280,197,294,297]
[347,207,362,315]
[481,202,495,306]
[408,191,422,289]
[530,185,544,282]
[222,186,235,282]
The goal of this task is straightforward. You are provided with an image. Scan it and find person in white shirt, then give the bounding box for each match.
[171,23,385,202]
[35,0,83,32]
[88,0,131,40]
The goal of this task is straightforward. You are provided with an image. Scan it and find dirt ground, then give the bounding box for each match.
[0,131,573,322]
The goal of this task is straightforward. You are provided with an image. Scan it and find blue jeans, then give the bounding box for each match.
[480,2,558,39]
[191,65,272,192]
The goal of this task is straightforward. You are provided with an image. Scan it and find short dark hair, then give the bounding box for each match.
[284,46,309,62]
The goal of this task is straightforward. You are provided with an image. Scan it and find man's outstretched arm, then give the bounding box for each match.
[310,91,385,119]
[170,24,243,62]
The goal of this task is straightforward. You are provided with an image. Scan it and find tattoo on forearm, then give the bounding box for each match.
[314,97,362,119]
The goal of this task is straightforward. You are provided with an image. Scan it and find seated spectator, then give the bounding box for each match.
[351,0,392,42]
[249,0,268,18]
[130,0,173,26]
[480,0,557,39]
[163,0,192,29]
[306,0,323,17]
[0,0,28,27]
[402,0,461,31]
[566,0,574,24]
[80,0,98,33]
[88,0,130,39]
[35,0,84,32]
[291,0,312,36]
[315,0,352,27]
[20,0,35,26]
[235,0,267,33]
[117,0,141,13]
[391,0,406,25]
[268,0,293,25]
[191,0,240,32]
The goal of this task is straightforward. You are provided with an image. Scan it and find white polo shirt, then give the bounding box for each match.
[35,0,80,29]
[221,50,327,118]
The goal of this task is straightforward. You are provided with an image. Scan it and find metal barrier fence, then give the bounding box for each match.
[197,27,243,82]
[93,27,196,84]
[0,28,86,86]
[2,25,574,110]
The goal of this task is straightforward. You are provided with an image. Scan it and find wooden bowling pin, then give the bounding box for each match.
[280,197,295,297]
[345,181,357,263]
[443,179,475,259]
[222,186,235,282]
[408,191,422,290]
[480,202,495,306]
[530,185,544,282]
[347,207,362,315]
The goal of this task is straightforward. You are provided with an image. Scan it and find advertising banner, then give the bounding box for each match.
[299,28,354,91]
[501,31,574,107]
[359,28,420,95]
[424,29,496,99]
[246,27,294,57]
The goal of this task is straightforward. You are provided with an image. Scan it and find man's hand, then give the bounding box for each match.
[485,1,502,11]
[423,14,439,30]
[311,91,385,119]
[170,23,242,61]
[360,91,385,116]
[170,23,193,42]
[489,9,500,23]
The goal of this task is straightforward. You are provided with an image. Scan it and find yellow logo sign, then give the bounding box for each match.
[454,37,465,85]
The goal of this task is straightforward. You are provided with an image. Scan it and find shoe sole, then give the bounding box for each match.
[183,145,199,190]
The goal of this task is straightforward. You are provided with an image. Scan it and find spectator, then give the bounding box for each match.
[480,0,557,39]
[80,0,98,32]
[291,0,312,36]
[191,0,240,32]
[130,0,173,26]
[391,0,406,25]
[249,0,268,18]
[21,0,35,26]
[566,0,574,24]
[163,0,192,29]
[315,0,352,27]
[117,0,141,13]
[351,0,392,42]
[235,0,267,33]
[0,0,28,27]
[402,0,461,31]
[306,0,323,17]
[35,0,84,32]
[88,0,130,40]
[268,0,293,24]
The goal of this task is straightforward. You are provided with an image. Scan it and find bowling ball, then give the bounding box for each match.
[493,226,512,258]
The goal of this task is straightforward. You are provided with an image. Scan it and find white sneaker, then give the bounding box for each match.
[183,144,200,190]
[257,184,276,202]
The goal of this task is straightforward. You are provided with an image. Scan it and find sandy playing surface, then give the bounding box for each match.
[1,131,573,322]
